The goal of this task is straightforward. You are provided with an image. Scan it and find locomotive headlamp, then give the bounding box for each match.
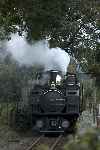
[51,81,56,89]
[62,120,69,128]
[36,120,43,128]
[56,75,62,85]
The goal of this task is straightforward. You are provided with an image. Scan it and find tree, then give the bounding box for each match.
[0,0,100,72]
[0,54,42,102]
[64,129,100,150]
[0,63,22,102]
[0,1,99,44]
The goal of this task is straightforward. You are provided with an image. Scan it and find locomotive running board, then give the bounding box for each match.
[32,112,79,116]
[40,130,64,133]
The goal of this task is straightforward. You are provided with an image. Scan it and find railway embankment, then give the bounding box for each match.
[0,107,100,150]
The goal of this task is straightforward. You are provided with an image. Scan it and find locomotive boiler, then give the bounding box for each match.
[10,70,83,133]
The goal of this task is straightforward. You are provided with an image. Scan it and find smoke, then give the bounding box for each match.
[6,34,70,74]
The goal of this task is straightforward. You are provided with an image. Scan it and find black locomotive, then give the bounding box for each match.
[10,70,83,133]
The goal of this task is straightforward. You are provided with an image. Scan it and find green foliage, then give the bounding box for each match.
[64,129,100,150]
[0,0,99,49]
[88,64,100,75]
[0,55,43,103]
[0,63,21,102]
[97,88,100,102]
[0,0,100,76]
[0,102,16,125]
[36,144,49,150]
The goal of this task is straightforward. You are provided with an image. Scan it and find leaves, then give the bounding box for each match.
[64,129,100,150]
[0,0,100,73]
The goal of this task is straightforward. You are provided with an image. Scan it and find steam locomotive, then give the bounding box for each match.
[10,70,83,134]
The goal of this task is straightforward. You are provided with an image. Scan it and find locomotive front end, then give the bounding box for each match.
[29,70,81,133]
[9,70,82,134]
[40,89,65,113]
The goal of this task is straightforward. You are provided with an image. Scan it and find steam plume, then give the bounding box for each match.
[6,34,70,74]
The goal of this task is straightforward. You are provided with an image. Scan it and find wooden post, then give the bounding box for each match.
[96,104,100,128]
[0,103,2,116]
[93,86,97,123]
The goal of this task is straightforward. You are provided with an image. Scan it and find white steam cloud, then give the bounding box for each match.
[6,34,70,74]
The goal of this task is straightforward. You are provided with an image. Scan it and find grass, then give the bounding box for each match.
[35,144,49,150]
[63,129,100,150]
[0,102,16,126]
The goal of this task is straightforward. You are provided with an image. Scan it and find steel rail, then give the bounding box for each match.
[26,135,43,150]
[49,134,63,150]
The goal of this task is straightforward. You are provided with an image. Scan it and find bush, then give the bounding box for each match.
[64,129,100,150]
[36,144,49,150]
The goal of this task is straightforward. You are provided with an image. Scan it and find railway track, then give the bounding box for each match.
[25,135,44,150]
[25,134,68,150]
[49,134,63,150]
